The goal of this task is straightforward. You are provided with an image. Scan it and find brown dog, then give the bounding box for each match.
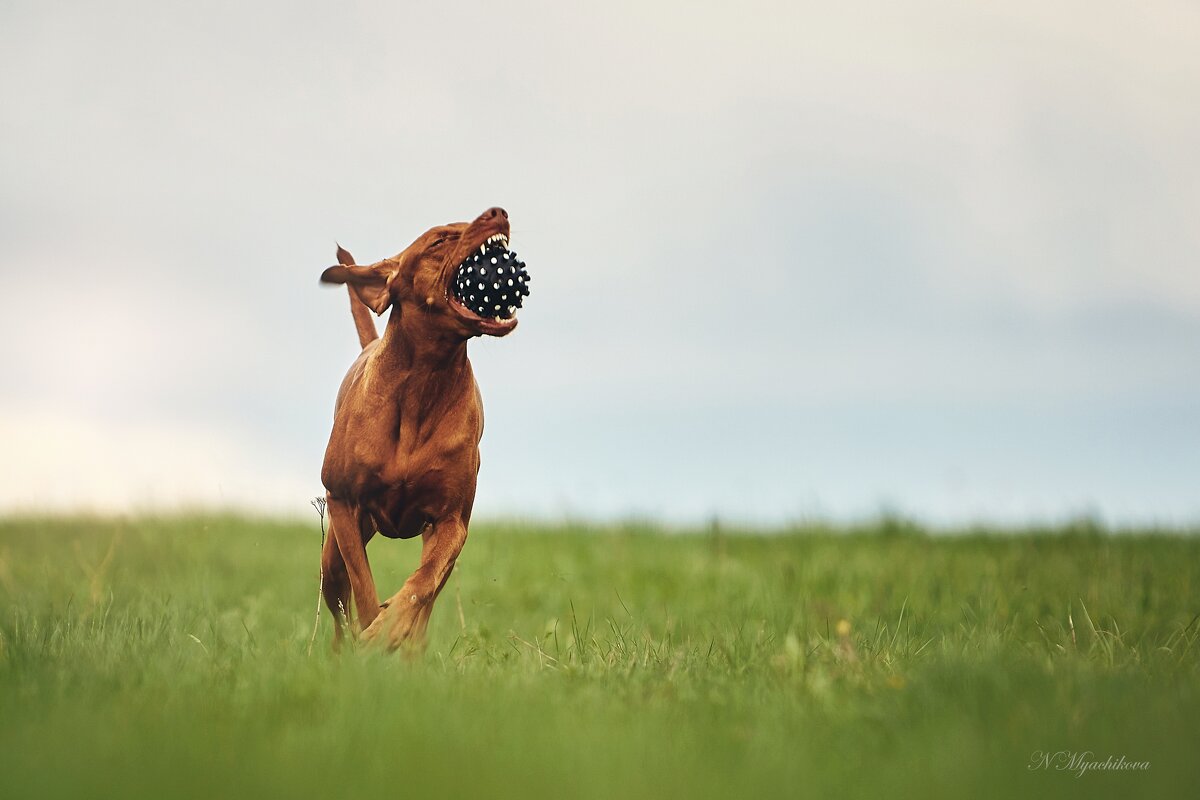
[318,206,526,651]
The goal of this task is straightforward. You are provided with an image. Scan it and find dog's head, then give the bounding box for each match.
[320,207,530,338]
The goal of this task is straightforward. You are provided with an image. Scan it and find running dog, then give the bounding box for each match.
[318,206,530,650]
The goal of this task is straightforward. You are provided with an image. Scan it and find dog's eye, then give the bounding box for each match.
[430,238,446,248]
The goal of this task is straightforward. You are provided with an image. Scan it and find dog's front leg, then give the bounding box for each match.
[327,495,382,632]
[362,515,467,652]
[319,529,351,648]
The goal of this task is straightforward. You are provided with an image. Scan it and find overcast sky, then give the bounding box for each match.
[2,1,1198,526]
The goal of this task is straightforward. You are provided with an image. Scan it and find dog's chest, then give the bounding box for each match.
[368,483,428,539]
[367,439,477,538]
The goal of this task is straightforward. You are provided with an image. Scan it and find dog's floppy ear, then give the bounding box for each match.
[321,261,397,315]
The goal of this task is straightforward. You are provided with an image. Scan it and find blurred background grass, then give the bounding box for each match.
[1,515,1197,799]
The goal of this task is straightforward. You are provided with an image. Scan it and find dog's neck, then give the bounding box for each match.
[370,305,472,399]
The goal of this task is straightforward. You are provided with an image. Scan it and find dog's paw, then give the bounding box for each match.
[359,611,387,642]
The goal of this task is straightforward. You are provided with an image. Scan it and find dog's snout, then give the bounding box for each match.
[483,206,508,221]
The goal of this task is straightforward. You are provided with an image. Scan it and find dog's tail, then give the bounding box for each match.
[336,244,380,349]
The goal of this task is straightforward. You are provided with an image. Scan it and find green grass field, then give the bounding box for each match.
[1,515,1197,799]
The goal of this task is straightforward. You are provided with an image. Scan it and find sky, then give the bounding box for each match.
[2,1,1198,526]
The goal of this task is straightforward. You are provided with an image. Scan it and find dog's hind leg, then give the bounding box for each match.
[319,527,351,648]
[327,495,382,632]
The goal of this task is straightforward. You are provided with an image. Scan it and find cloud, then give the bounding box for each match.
[2,1,1198,522]
[0,405,316,514]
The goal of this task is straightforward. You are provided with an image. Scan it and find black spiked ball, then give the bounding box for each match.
[450,240,531,320]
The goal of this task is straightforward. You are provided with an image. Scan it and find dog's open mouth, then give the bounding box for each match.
[448,234,531,326]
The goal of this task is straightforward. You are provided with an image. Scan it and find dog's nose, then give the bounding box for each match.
[483,206,508,220]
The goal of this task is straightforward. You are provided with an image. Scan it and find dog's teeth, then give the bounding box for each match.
[480,244,486,255]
